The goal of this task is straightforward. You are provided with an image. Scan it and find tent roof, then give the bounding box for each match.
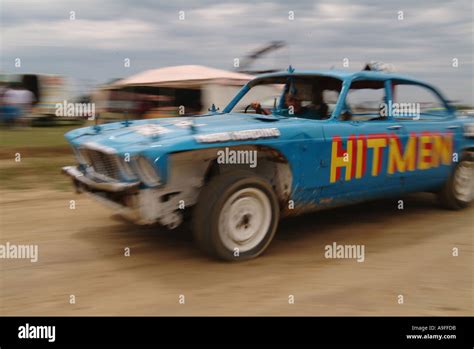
[111,65,254,88]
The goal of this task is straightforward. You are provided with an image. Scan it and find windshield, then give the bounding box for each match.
[227,75,342,120]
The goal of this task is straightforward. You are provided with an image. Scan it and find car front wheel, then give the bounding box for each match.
[193,171,280,261]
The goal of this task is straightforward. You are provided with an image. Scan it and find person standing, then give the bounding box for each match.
[3,83,35,126]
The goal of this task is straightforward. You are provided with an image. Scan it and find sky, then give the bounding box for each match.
[1,0,473,103]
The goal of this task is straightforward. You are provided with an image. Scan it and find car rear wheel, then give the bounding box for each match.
[193,171,280,261]
[438,152,474,209]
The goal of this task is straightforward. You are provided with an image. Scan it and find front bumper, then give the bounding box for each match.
[62,166,140,193]
[62,166,182,227]
[62,165,147,223]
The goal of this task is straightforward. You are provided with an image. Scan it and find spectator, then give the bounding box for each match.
[3,83,35,127]
[0,82,7,122]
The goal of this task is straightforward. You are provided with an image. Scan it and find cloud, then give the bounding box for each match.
[315,3,370,22]
[0,0,472,103]
[3,19,158,50]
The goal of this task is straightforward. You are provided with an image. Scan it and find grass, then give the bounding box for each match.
[0,125,79,148]
[0,126,82,191]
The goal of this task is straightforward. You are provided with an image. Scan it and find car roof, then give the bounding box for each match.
[253,69,428,85]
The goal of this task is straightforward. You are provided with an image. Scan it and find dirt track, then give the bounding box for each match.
[0,189,472,315]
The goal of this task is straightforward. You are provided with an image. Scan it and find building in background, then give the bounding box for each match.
[94,65,280,122]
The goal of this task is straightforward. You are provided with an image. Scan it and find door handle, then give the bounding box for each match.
[446,125,460,129]
[387,125,402,130]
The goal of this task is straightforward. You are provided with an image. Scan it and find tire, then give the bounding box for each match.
[438,152,474,209]
[193,170,280,261]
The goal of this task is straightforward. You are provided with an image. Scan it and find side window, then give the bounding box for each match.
[392,83,449,120]
[323,90,339,116]
[343,82,386,121]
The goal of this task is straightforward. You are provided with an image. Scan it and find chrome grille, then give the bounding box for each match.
[85,149,120,180]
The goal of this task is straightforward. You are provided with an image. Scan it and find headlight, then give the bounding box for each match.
[118,156,137,180]
[74,148,90,165]
[135,156,160,186]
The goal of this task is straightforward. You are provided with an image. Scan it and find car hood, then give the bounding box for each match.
[65,113,285,153]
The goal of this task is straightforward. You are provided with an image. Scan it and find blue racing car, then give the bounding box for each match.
[63,67,474,260]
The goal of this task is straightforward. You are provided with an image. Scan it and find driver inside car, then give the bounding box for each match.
[251,90,328,119]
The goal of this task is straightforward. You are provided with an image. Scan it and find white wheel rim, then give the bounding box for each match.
[453,160,474,203]
[218,187,272,253]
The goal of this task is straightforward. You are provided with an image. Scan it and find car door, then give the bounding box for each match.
[322,120,404,201]
[319,78,404,204]
[389,81,458,192]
